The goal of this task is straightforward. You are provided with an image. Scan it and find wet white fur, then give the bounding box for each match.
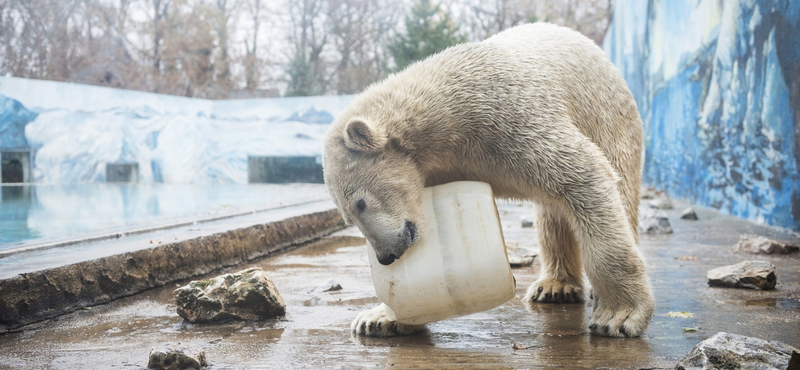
[324,23,654,338]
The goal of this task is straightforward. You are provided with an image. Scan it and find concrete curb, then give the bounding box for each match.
[0,208,345,333]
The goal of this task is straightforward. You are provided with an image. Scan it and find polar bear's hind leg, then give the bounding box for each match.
[523,209,585,303]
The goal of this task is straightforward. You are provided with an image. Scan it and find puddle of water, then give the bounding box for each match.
[716,298,800,308]
[746,298,800,308]
[303,296,379,307]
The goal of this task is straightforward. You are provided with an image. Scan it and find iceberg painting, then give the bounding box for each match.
[604,0,800,230]
[0,77,354,184]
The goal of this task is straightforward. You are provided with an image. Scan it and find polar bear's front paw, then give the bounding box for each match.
[351,304,425,337]
[523,277,584,303]
[588,294,654,338]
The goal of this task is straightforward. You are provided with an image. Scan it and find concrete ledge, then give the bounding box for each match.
[0,208,345,333]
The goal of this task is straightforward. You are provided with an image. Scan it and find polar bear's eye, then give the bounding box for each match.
[356,199,366,213]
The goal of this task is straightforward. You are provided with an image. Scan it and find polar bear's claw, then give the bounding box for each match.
[588,295,653,338]
[523,278,584,304]
[351,304,425,337]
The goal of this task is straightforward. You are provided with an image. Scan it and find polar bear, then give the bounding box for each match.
[322,23,654,338]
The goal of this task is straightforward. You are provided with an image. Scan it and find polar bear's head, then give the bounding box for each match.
[323,117,424,266]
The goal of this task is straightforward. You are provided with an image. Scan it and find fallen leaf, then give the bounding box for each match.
[667,311,695,318]
[511,343,538,350]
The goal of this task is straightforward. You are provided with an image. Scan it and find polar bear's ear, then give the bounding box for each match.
[344,118,387,153]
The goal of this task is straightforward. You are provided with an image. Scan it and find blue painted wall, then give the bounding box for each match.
[604,0,800,230]
[0,96,37,149]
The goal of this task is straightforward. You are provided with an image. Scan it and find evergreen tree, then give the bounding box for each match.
[285,53,321,97]
[388,0,467,71]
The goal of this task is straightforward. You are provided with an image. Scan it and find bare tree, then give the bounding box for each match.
[285,0,330,96]
[456,0,612,44]
[150,0,170,72]
[0,0,617,97]
[536,0,612,45]
[461,0,537,41]
[327,0,399,94]
[243,0,262,90]
[213,0,237,92]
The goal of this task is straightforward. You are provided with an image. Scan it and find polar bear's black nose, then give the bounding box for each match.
[378,254,396,265]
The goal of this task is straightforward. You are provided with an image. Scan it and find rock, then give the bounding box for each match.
[639,205,673,234]
[680,207,698,220]
[707,261,777,290]
[675,332,799,370]
[148,345,207,370]
[651,196,674,210]
[313,278,342,292]
[173,267,286,323]
[505,240,538,268]
[641,187,657,200]
[731,234,800,255]
[508,255,535,268]
[520,215,534,228]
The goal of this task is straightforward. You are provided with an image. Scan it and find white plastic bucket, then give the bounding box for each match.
[367,181,516,325]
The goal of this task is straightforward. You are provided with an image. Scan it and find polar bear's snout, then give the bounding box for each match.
[374,220,418,266]
[403,220,417,245]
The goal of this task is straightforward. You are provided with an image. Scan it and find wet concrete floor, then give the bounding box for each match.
[0,200,798,369]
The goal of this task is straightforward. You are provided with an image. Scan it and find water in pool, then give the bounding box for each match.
[0,183,328,250]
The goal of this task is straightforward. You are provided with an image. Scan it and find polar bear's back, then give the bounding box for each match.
[350,23,643,233]
[484,23,643,234]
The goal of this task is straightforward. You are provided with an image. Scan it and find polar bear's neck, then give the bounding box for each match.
[361,75,468,176]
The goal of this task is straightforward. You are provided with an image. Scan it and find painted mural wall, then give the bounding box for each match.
[0,77,354,184]
[604,0,800,230]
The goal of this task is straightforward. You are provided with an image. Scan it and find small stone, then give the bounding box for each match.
[638,205,673,234]
[520,216,534,228]
[675,332,798,370]
[650,196,674,210]
[641,187,657,200]
[731,234,800,255]
[509,255,535,268]
[680,208,698,220]
[148,345,207,370]
[707,261,777,290]
[173,267,286,323]
[313,278,342,292]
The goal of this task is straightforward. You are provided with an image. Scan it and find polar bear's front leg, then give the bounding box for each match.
[518,132,654,337]
[351,304,426,337]
[563,164,655,338]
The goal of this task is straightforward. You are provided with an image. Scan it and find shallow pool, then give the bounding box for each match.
[0,183,329,250]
